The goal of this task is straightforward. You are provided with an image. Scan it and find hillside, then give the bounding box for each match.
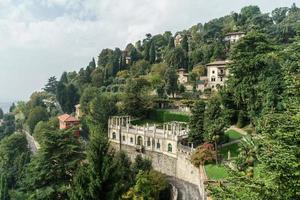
[0,3,300,200]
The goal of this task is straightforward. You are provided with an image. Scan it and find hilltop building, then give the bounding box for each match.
[206,60,230,90]
[58,114,80,130]
[225,31,245,44]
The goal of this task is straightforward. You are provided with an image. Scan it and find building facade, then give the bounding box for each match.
[58,114,80,130]
[225,31,245,44]
[108,116,189,157]
[206,60,230,90]
[108,116,207,199]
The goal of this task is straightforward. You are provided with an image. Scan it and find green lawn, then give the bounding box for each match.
[225,130,242,141]
[131,119,161,125]
[205,164,229,180]
[219,143,240,159]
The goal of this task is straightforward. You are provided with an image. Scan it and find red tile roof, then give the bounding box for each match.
[58,114,79,122]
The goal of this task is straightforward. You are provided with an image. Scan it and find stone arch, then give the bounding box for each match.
[137,136,143,145]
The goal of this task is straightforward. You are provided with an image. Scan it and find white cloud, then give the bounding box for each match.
[0,0,297,101]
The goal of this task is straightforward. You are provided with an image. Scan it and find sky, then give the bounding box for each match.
[0,0,297,102]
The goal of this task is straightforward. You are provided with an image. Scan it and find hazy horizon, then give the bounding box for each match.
[0,0,297,102]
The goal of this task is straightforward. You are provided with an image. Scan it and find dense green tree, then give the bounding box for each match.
[165,47,188,69]
[87,94,118,130]
[130,60,151,77]
[181,34,189,52]
[60,72,68,84]
[43,76,58,94]
[149,42,156,64]
[70,127,133,200]
[123,78,152,117]
[0,173,9,200]
[189,100,206,146]
[123,170,169,200]
[98,48,114,67]
[271,7,289,24]
[132,155,152,175]
[26,106,48,133]
[56,81,67,111]
[91,67,104,87]
[19,128,84,199]
[0,133,30,198]
[65,84,80,113]
[164,67,178,97]
[227,31,275,123]
[79,87,99,115]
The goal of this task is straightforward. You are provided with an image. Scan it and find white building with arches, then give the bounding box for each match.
[108,116,189,158]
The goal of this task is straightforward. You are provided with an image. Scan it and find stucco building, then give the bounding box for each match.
[225,31,245,44]
[58,114,80,130]
[206,60,230,90]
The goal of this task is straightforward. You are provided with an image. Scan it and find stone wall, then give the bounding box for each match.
[110,142,206,199]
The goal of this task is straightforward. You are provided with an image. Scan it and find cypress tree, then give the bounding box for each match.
[189,100,206,146]
[168,36,175,49]
[181,35,189,52]
[149,42,156,64]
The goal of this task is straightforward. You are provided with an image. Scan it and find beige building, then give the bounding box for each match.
[225,32,245,44]
[177,68,189,85]
[206,60,230,90]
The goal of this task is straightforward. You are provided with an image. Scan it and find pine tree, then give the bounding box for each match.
[43,76,58,94]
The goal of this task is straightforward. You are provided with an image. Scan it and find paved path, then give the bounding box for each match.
[167,176,202,200]
[24,131,40,154]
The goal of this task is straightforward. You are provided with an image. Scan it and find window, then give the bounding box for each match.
[147,138,151,146]
[211,77,216,82]
[112,132,116,139]
[130,137,133,143]
[137,136,143,145]
[212,70,215,74]
[220,69,224,74]
[220,77,223,82]
[168,143,172,152]
[122,135,126,141]
[157,140,160,149]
